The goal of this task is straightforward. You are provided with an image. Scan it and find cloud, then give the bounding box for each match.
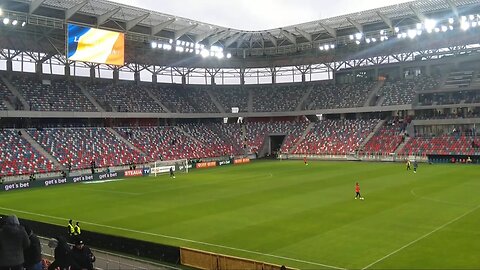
[111,0,413,31]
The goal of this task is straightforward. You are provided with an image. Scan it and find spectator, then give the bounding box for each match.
[48,236,73,270]
[23,225,42,270]
[71,239,95,270]
[0,215,31,270]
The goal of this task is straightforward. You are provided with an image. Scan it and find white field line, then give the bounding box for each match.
[410,189,471,207]
[0,207,345,270]
[362,204,480,269]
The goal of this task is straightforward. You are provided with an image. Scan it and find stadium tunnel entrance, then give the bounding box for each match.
[260,135,285,158]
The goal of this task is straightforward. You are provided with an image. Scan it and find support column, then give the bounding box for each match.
[6,59,13,73]
[64,63,71,79]
[113,68,119,85]
[152,73,157,83]
[181,74,187,85]
[211,75,215,85]
[90,66,96,82]
[35,61,43,78]
[134,71,140,85]
[425,65,431,76]
[240,68,245,85]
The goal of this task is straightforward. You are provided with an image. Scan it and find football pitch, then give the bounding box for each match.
[1,160,480,269]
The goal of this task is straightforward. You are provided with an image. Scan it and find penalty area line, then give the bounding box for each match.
[0,206,345,270]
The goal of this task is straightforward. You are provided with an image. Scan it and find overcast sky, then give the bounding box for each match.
[111,0,414,30]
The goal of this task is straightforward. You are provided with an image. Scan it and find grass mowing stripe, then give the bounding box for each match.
[0,206,345,270]
[361,204,480,269]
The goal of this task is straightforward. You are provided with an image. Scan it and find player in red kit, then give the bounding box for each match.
[304,156,308,166]
[355,182,364,200]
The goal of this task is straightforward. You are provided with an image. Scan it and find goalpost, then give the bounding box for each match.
[150,159,189,177]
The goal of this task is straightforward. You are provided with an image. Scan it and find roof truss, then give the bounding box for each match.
[65,0,88,20]
[280,29,296,44]
[97,7,120,26]
[151,18,175,36]
[319,22,337,38]
[346,17,363,33]
[126,13,149,31]
[29,0,46,14]
[174,24,198,40]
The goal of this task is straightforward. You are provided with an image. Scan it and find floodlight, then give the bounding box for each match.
[3,18,9,25]
[416,23,422,29]
[324,45,329,51]
[448,18,454,24]
[472,21,478,27]
[380,36,385,41]
[365,38,371,43]
[401,32,407,38]
[226,53,232,58]
[158,43,164,49]
[394,27,400,33]
[176,40,181,46]
[416,30,422,36]
[397,33,402,38]
[330,44,335,49]
[195,43,200,49]
[319,45,324,50]
[216,52,224,59]
[349,34,354,40]
[21,21,26,27]
[355,40,360,45]
[169,39,173,44]
[0,8,2,16]
[151,41,157,48]
[461,21,470,30]
[12,20,17,26]
[195,49,200,54]
[424,19,437,32]
[355,32,362,40]
[441,25,448,32]
[449,25,453,30]
[469,14,474,20]
[201,49,209,58]
[461,16,467,22]
[434,27,440,33]
[379,30,384,35]
[371,38,376,43]
[407,29,417,39]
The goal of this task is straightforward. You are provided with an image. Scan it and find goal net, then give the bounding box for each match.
[150,159,189,177]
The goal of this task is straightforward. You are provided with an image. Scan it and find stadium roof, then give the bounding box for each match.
[6,0,480,52]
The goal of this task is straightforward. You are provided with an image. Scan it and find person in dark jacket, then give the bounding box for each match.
[0,215,31,270]
[48,236,73,270]
[71,239,95,270]
[23,225,42,270]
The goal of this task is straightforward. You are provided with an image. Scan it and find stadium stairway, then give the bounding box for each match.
[75,82,105,112]
[145,87,171,113]
[247,88,253,112]
[357,119,387,149]
[205,88,226,113]
[20,129,64,171]
[106,127,147,156]
[0,74,29,110]
[287,122,315,154]
[295,85,313,111]
[394,136,411,154]
[364,80,386,107]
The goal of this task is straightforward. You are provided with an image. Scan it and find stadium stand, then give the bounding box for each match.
[0,130,54,176]
[149,84,197,113]
[27,128,148,170]
[399,134,480,156]
[85,82,165,113]
[251,84,307,112]
[0,79,11,110]
[210,86,249,112]
[362,123,405,154]
[307,81,374,109]
[11,76,97,112]
[292,119,379,155]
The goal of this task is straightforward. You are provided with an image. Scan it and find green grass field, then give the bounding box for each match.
[1,160,480,269]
